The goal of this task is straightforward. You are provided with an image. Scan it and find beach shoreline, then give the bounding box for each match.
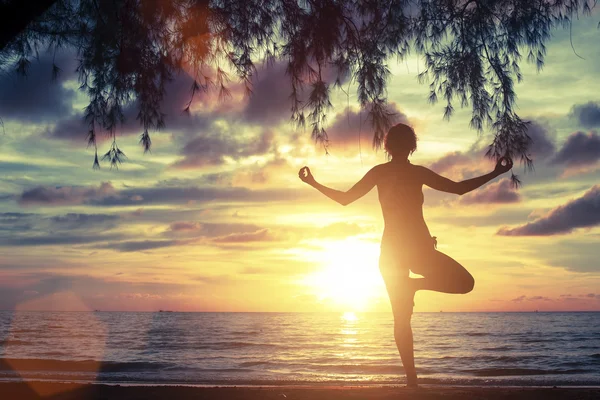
[2,382,600,400]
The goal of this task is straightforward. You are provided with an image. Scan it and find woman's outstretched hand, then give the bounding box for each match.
[298,166,316,186]
[494,156,513,176]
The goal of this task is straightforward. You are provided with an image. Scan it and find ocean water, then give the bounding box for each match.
[0,311,599,386]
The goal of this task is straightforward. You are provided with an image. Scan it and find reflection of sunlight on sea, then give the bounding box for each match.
[342,311,358,322]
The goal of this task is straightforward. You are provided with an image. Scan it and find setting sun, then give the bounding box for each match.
[302,238,385,310]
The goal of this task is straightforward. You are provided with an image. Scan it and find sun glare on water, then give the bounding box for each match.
[303,238,385,311]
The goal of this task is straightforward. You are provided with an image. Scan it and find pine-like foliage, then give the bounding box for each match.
[1,0,596,183]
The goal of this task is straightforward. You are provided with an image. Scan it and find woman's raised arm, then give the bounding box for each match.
[419,157,513,195]
[299,166,379,206]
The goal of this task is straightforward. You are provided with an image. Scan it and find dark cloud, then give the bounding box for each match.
[0,52,77,123]
[0,212,36,232]
[243,62,293,125]
[44,113,92,142]
[570,101,600,128]
[430,151,473,174]
[171,129,275,169]
[460,179,521,205]
[50,213,120,230]
[45,72,215,143]
[0,212,36,220]
[426,120,554,182]
[18,182,115,206]
[0,212,123,250]
[0,234,117,247]
[497,185,600,236]
[103,239,181,252]
[550,131,600,168]
[325,104,409,155]
[1,211,119,237]
[511,295,526,302]
[45,59,350,145]
[94,184,311,207]
[243,61,350,126]
[526,121,556,161]
[425,144,490,182]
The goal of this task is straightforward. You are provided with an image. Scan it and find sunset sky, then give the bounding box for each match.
[1,15,599,313]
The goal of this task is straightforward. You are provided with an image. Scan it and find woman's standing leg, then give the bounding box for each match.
[391,286,418,387]
[380,249,418,387]
[380,242,475,387]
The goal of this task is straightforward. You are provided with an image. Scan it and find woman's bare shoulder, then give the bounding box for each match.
[409,163,431,174]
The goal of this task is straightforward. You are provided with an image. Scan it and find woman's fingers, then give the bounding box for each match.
[498,156,513,169]
[298,166,311,180]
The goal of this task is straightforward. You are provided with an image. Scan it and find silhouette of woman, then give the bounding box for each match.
[298,123,513,387]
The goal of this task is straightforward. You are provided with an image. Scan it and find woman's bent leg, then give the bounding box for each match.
[411,250,474,294]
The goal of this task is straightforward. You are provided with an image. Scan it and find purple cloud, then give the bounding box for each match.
[511,295,526,302]
[242,62,293,125]
[18,182,115,206]
[570,101,600,128]
[171,130,275,169]
[460,179,521,205]
[551,131,600,167]
[427,120,554,180]
[0,52,78,123]
[45,72,215,143]
[325,104,409,155]
[430,151,473,174]
[526,121,556,161]
[497,185,600,236]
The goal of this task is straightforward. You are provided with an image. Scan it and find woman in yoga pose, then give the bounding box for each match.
[298,123,513,387]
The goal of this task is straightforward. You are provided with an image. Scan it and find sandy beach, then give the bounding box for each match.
[1,382,599,400]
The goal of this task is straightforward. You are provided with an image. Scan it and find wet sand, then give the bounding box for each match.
[1,382,599,400]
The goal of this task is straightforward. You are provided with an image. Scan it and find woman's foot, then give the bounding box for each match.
[406,373,418,388]
[405,379,418,388]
